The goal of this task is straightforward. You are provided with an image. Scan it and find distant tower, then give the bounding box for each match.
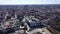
[24,5,28,11]
[15,12,17,19]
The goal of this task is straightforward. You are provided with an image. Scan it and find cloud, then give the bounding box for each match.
[0,0,60,5]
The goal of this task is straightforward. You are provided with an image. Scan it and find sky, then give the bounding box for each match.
[0,0,60,5]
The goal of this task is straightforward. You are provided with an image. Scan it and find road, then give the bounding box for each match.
[27,27,51,34]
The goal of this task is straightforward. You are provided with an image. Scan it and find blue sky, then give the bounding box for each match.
[0,0,60,5]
